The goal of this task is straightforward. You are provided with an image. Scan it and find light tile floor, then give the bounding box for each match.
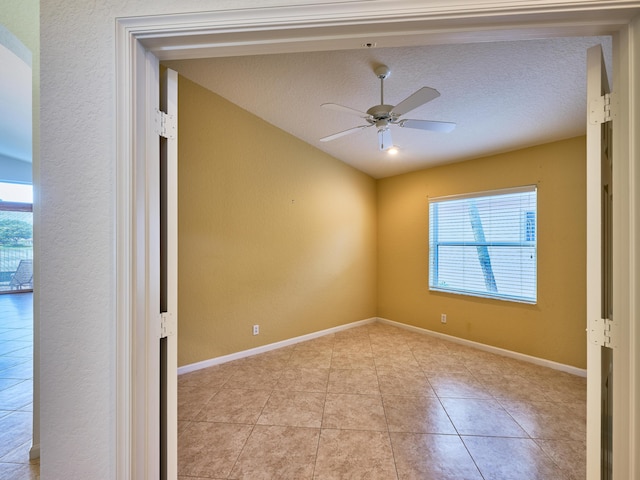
[0,294,588,479]
[178,322,586,480]
[0,292,39,480]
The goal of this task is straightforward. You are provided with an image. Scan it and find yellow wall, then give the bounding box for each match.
[178,72,586,369]
[178,76,378,366]
[377,137,587,368]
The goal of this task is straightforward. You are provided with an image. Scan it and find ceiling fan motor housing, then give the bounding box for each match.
[366,104,395,123]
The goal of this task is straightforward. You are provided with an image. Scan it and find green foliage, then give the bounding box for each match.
[0,219,32,246]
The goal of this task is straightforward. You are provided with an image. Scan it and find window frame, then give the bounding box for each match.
[428,185,537,304]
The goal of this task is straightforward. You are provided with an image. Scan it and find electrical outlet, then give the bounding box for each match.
[441,314,447,324]
[253,324,259,335]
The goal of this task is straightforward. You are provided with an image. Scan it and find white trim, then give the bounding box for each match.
[28,443,39,461]
[116,26,163,478]
[611,24,635,480]
[120,2,640,62]
[378,317,587,377]
[178,318,377,375]
[428,184,537,203]
[115,18,134,480]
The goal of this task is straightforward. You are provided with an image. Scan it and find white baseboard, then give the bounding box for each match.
[178,317,377,375]
[29,443,40,460]
[178,316,586,378]
[377,317,587,377]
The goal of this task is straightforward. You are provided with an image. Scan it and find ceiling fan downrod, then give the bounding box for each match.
[374,65,391,106]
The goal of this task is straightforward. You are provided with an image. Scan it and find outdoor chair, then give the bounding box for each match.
[9,259,33,290]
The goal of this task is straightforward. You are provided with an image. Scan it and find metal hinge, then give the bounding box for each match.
[589,317,617,349]
[589,92,614,125]
[160,312,176,338]
[154,109,176,139]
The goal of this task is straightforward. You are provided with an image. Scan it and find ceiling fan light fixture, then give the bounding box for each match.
[387,146,399,155]
[375,118,389,129]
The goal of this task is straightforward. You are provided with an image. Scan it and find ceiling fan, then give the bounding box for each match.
[320,65,456,151]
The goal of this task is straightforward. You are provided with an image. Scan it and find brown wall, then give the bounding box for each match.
[178,76,378,366]
[377,137,587,368]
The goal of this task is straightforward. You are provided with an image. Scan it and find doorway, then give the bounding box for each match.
[117,5,638,478]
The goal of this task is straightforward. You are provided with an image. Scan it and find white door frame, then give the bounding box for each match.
[115,2,640,478]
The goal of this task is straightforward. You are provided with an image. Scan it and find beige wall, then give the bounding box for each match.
[178,76,378,366]
[377,137,587,368]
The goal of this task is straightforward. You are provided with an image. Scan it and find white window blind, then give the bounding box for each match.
[429,186,537,303]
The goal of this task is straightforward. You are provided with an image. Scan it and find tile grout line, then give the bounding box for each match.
[309,343,333,480]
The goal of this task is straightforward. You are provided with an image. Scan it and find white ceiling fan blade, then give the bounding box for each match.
[378,128,393,151]
[399,119,456,133]
[320,124,370,142]
[322,103,371,119]
[391,87,440,116]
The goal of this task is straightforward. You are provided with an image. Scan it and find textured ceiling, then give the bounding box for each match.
[165,36,611,179]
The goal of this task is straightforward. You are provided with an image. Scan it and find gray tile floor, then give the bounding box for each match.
[0,292,38,480]
[178,323,587,479]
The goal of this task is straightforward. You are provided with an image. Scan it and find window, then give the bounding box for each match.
[429,186,537,303]
[0,182,33,292]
